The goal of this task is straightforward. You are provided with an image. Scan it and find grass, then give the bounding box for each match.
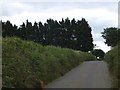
[104,43,119,87]
[2,37,95,88]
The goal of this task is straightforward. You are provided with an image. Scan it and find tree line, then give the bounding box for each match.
[2,18,94,52]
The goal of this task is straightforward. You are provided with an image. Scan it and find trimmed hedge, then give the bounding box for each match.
[104,44,120,87]
[2,37,95,88]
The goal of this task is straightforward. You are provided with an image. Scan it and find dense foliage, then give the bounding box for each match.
[2,37,95,88]
[91,49,105,59]
[2,18,93,52]
[104,44,120,87]
[101,27,120,47]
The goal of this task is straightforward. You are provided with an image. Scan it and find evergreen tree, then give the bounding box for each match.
[38,21,44,44]
[13,24,18,37]
[78,18,93,52]
[64,17,71,48]
[43,19,55,45]
[2,18,94,51]
[18,22,26,39]
[25,20,33,41]
[2,20,14,37]
[52,20,61,46]
[33,22,39,42]
[59,18,66,47]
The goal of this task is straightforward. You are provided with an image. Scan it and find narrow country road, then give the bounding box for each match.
[45,61,112,88]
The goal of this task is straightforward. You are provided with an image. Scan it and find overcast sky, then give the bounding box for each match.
[0,0,119,52]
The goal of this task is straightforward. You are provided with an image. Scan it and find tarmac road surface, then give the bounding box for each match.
[45,61,112,88]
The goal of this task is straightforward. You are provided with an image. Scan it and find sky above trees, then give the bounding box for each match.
[0,0,119,52]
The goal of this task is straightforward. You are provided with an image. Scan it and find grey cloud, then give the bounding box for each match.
[1,1,117,17]
[1,1,44,17]
[88,17,117,34]
[21,2,118,12]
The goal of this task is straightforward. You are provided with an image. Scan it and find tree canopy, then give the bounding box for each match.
[2,18,94,52]
[91,49,105,59]
[101,27,120,47]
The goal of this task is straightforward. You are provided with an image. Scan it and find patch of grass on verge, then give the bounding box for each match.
[2,37,95,88]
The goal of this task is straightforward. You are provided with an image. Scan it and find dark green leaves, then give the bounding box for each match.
[2,18,94,52]
[101,27,120,47]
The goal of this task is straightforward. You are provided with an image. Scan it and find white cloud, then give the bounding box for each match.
[92,32,111,52]
[93,41,111,53]
[92,33,102,41]
[1,7,117,25]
